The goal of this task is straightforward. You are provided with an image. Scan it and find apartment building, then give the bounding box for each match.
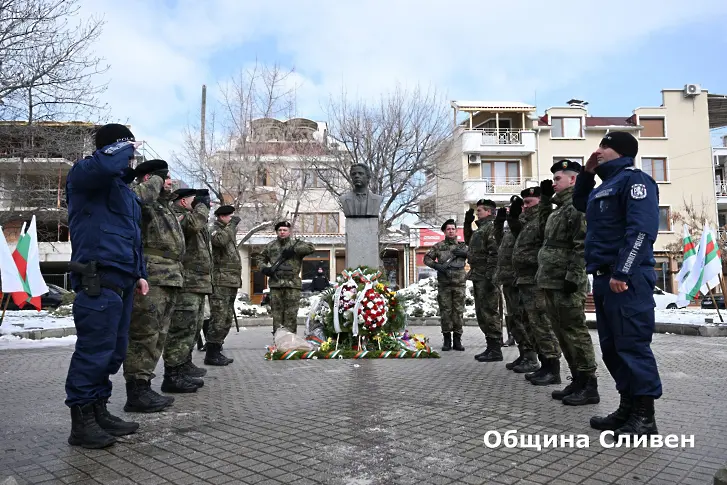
[432,86,720,293]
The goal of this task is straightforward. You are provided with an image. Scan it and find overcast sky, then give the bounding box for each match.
[78,0,727,167]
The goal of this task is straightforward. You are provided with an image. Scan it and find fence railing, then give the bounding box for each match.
[480,177,524,193]
[465,129,523,145]
[43,273,71,291]
[716,183,727,196]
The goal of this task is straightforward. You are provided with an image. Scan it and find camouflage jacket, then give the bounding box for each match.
[466,215,498,282]
[173,203,213,294]
[132,177,185,287]
[512,206,548,286]
[255,237,315,289]
[494,218,517,287]
[536,186,587,291]
[210,219,242,288]
[423,237,468,287]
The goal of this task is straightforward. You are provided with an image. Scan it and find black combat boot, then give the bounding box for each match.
[513,351,540,373]
[552,370,579,400]
[124,379,174,413]
[441,333,452,351]
[530,358,561,386]
[615,396,658,436]
[590,393,632,431]
[92,399,139,437]
[180,359,207,378]
[476,339,503,362]
[505,351,524,370]
[161,366,199,393]
[68,402,117,449]
[452,333,465,351]
[563,374,600,406]
[525,354,547,381]
[205,342,233,366]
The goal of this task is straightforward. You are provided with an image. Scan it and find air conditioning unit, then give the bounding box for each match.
[468,154,480,164]
[684,84,701,97]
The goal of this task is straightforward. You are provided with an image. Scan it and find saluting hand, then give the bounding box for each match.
[609,278,628,293]
[585,152,599,174]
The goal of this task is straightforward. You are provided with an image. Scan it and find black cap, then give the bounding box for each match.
[196,188,209,197]
[475,198,496,209]
[135,159,169,177]
[521,187,541,198]
[95,123,135,149]
[441,219,456,231]
[173,188,197,200]
[214,205,235,216]
[600,131,638,158]
[275,221,292,231]
[551,159,582,174]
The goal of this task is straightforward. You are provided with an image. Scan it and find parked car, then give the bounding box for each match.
[653,286,687,310]
[5,283,70,311]
[701,294,725,309]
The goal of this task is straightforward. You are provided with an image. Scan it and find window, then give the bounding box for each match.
[302,250,330,280]
[255,167,270,186]
[551,117,583,138]
[296,213,340,234]
[640,118,665,138]
[481,161,519,183]
[296,168,335,188]
[659,206,671,232]
[642,158,668,182]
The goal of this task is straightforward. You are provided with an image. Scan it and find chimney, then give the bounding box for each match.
[566,99,589,109]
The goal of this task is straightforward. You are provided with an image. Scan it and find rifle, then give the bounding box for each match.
[267,239,301,277]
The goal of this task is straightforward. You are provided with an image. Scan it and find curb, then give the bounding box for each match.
[8,316,727,339]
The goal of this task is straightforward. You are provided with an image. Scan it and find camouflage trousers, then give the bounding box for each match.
[123,285,179,382]
[543,289,597,375]
[271,287,301,334]
[437,284,466,335]
[517,284,561,359]
[472,279,502,341]
[163,292,205,368]
[502,284,534,353]
[208,286,237,344]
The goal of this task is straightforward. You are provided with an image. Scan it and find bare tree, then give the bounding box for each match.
[308,84,456,229]
[664,197,727,273]
[173,62,322,247]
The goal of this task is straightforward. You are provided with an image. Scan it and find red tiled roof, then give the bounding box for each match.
[585,116,636,127]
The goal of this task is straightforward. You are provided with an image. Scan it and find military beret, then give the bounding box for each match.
[475,198,497,209]
[275,221,292,231]
[173,188,197,200]
[521,186,541,198]
[135,159,168,177]
[441,219,456,231]
[95,123,134,149]
[214,205,235,216]
[196,188,209,197]
[551,159,582,174]
[600,131,638,158]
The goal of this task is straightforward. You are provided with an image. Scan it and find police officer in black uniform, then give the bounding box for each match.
[573,131,661,436]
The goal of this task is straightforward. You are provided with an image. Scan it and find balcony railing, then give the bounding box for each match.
[480,177,524,194]
[0,188,67,211]
[716,182,727,196]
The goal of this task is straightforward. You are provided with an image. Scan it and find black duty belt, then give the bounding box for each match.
[593,265,614,276]
[543,239,574,249]
[144,248,183,261]
[101,282,124,297]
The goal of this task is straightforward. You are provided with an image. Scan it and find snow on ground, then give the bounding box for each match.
[235,298,268,317]
[0,334,76,349]
[397,278,476,319]
[0,310,74,335]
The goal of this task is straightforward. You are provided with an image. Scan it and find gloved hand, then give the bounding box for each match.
[432,262,448,273]
[261,267,275,277]
[495,207,507,223]
[510,195,522,205]
[452,246,468,257]
[281,246,296,259]
[464,208,475,226]
[540,179,555,198]
[230,215,241,225]
[194,194,211,209]
[120,167,137,184]
[509,197,524,219]
[563,280,579,294]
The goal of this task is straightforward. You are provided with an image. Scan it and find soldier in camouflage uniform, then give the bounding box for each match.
[538,160,599,405]
[161,188,213,391]
[123,159,187,413]
[256,221,315,334]
[206,205,242,366]
[494,195,538,372]
[467,199,502,362]
[424,219,468,351]
[511,186,562,384]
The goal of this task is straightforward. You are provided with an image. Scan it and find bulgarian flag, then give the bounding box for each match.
[682,225,709,301]
[0,225,26,306]
[11,216,48,311]
[699,226,722,295]
[676,224,698,306]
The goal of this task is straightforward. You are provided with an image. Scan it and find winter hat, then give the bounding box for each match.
[600,131,638,158]
[95,123,135,149]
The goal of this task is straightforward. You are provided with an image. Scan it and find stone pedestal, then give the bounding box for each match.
[345,218,381,269]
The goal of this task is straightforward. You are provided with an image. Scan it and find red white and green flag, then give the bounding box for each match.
[0,225,27,305]
[10,216,48,311]
[676,224,698,306]
[699,226,722,295]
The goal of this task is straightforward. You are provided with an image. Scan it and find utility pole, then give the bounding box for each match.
[200,84,207,163]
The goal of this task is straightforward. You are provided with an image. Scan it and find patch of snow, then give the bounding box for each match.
[235,299,268,318]
[0,310,74,335]
[397,278,475,318]
[0,335,76,349]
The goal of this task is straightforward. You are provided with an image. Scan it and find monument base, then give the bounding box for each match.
[345,217,380,269]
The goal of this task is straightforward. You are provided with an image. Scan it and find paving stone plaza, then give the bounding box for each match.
[1,327,726,485]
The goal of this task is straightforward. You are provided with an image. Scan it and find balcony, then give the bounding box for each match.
[462,129,536,155]
[716,183,727,207]
[464,178,530,202]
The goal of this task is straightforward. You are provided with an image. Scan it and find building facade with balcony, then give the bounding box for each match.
[434,88,719,293]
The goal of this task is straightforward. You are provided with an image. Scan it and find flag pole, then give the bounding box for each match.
[0,293,11,327]
[708,287,724,322]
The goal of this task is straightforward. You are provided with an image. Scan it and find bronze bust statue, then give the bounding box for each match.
[339,164,383,218]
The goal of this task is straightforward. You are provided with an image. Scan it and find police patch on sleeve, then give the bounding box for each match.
[630,183,647,200]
